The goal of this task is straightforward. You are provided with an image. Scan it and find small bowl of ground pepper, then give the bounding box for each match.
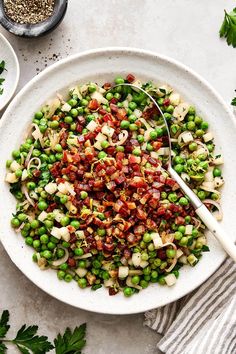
[0,0,68,37]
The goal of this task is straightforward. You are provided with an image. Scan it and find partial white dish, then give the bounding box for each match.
[0,32,20,111]
[0,48,235,314]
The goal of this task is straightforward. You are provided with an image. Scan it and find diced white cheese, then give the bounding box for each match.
[95,132,107,142]
[132,252,141,267]
[53,209,65,223]
[185,224,193,235]
[203,132,213,143]
[75,230,85,239]
[21,169,28,181]
[51,227,62,240]
[151,232,163,249]
[173,102,190,121]
[91,91,108,104]
[165,274,177,286]
[45,182,57,194]
[60,227,70,242]
[169,92,180,106]
[86,120,98,132]
[204,171,214,182]
[182,132,193,144]
[75,268,88,278]
[5,172,18,183]
[38,211,48,222]
[176,249,184,258]
[10,160,22,172]
[94,141,103,151]
[140,260,149,268]
[61,102,71,112]
[118,266,129,279]
[101,125,115,137]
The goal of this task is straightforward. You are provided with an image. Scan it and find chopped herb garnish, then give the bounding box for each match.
[0,309,87,354]
[219,8,236,47]
[0,60,6,95]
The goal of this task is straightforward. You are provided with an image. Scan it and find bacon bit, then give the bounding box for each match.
[175,216,185,225]
[46,203,57,212]
[67,258,76,267]
[110,103,118,113]
[129,176,147,189]
[98,108,107,115]
[157,249,166,260]
[88,99,99,110]
[109,287,118,296]
[163,98,170,107]
[103,82,112,90]
[126,73,135,83]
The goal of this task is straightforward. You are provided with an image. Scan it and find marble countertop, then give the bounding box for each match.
[0,1,235,353]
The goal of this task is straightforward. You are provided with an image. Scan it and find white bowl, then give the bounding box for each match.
[0,48,235,314]
[0,33,20,111]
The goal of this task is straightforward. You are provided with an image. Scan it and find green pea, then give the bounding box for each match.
[45,220,54,229]
[74,248,84,256]
[34,111,43,119]
[128,101,137,111]
[25,237,33,246]
[12,150,21,159]
[189,142,197,151]
[194,116,202,125]
[131,275,140,285]
[186,121,195,131]
[178,225,186,234]
[174,164,184,174]
[168,193,178,202]
[179,197,189,206]
[55,144,62,153]
[201,121,209,130]
[143,232,152,243]
[61,216,70,226]
[115,77,125,84]
[213,168,222,177]
[187,115,195,122]
[86,114,95,122]
[64,274,73,282]
[116,146,124,152]
[57,270,66,280]
[88,84,97,93]
[132,148,141,156]
[98,151,107,159]
[60,195,68,204]
[120,120,130,129]
[188,106,195,115]
[157,275,166,285]
[101,140,109,149]
[128,114,137,123]
[47,242,56,250]
[57,248,65,258]
[141,253,149,261]
[196,129,204,137]
[156,127,163,137]
[97,228,106,236]
[129,123,138,131]
[78,260,86,268]
[11,218,20,228]
[137,135,144,143]
[140,280,149,289]
[106,92,113,101]
[165,105,174,113]
[38,201,48,211]
[80,191,88,199]
[151,270,158,279]
[70,220,80,229]
[78,278,87,288]
[40,234,49,244]
[150,130,158,140]
[59,263,68,271]
[64,116,73,124]
[123,287,133,297]
[31,220,40,229]
[179,236,188,246]
[174,231,183,240]
[207,144,214,152]
[143,266,151,275]
[146,143,153,151]
[92,260,101,269]
[33,240,41,249]
[166,249,176,258]
[68,98,78,107]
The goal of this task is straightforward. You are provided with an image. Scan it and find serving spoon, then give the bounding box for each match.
[112,83,236,262]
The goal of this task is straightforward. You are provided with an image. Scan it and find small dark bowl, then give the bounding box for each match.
[0,0,67,38]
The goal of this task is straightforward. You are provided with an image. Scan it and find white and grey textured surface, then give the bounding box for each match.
[0,1,235,353]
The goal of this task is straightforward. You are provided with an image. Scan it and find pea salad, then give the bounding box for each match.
[5,74,224,297]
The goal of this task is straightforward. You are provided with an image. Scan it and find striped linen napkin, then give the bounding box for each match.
[144,258,236,354]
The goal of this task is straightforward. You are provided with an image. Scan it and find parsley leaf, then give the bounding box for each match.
[0,310,10,339]
[231,97,236,106]
[54,324,86,354]
[0,341,7,354]
[12,325,54,354]
[0,61,5,75]
[219,8,236,47]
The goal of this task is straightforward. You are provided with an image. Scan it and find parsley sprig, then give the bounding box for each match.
[219,8,236,47]
[0,310,86,354]
[0,60,6,95]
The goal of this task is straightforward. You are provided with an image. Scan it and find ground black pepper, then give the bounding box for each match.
[4,0,55,25]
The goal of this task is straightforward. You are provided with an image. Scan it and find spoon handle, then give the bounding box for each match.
[195,204,236,262]
[169,167,236,262]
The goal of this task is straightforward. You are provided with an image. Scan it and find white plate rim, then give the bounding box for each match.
[0,47,235,314]
[0,32,20,111]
